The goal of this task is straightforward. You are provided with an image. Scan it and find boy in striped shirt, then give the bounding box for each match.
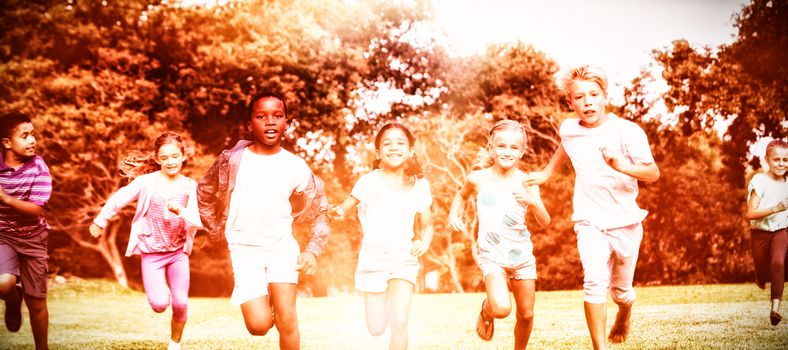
[0,113,52,350]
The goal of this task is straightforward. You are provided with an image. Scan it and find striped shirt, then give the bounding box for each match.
[137,186,189,253]
[0,154,52,238]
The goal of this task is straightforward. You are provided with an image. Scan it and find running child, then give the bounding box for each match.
[90,132,203,350]
[524,65,660,349]
[196,92,329,350]
[329,122,434,350]
[0,113,53,350]
[745,139,788,326]
[448,119,550,349]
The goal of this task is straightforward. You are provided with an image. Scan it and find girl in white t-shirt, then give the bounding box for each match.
[330,123,433,350]
[746,139,788,326]
[448,120,550,349]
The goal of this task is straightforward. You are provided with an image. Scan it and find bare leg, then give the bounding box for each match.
[24,295,48,350]
[364,291,389,336]
[270,283,299,350]
[477,272,511,341]
[511,279,535,350]
[1,273,22,332]
[584,302,607,350]
[387,279,414,350]
[240,295,274,336]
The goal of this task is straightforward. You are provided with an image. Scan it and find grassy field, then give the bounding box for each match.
[1,280,786,349]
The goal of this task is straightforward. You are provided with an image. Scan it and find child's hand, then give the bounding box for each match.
[448,216,466,232]
[513,187,537,207]
[523,172,548,186]
[775,199,788,213]
[296,252,317,275]
[328,205,345,220]
[89,223,105,238]
[410,239,429,257]
[165,200,183,216]
[600,146,625,172]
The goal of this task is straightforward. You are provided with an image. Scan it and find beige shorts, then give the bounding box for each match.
[575,221,643,305]
[228,238,300,306]
[477,250,537,280]
[355,249,420,293]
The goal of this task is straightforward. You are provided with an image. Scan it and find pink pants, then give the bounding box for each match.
[575,221,643,305]
[140,250,190,322]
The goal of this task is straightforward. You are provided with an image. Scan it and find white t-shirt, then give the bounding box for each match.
[560,113,655,230]
[748,172,788,231]
[226,148,312,246]
[351,170,432,255]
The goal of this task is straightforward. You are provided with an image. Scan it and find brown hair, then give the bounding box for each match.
[120,132,190,179]
[372,122,423,178]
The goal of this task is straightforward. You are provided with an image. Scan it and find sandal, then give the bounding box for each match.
[476,299,494,341]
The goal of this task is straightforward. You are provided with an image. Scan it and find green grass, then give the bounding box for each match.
[2,280,786,349]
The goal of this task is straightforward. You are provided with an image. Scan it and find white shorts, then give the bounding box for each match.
[228,238,300,306]
[355,249,420,293]
[575,221,643,305]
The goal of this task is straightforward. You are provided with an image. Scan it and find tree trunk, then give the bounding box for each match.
[61,221,128,288]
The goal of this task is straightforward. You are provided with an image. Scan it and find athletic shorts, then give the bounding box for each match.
[228,238,300,306]
[0,230,49,298]
[355,248,419,293]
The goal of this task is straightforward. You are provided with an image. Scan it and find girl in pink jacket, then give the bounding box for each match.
[90,132,202,350]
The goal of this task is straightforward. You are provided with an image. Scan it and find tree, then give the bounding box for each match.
[627,0,787,184]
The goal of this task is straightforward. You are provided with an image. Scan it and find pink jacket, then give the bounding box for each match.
[93,171,204,257]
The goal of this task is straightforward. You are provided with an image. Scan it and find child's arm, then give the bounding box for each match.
[90,178,144,237]
[297,176,331,276]
[514,183,551,227]
[411,206,434,257]
[448,174,477,232]
[745,190,788,220]
[0,188,44,217]
[196,157,224,241]
[523,144,567,186]
[328,196,360,220]
[600,146,660,182]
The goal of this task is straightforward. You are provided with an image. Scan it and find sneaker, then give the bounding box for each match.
[167,340,181,350]
[4,284,23,332]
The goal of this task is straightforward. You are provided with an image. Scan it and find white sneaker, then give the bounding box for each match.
[167,340,181,350]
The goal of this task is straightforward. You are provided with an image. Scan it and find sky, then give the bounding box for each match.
[431,0,746,101]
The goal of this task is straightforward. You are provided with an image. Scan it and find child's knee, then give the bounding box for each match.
[172,302,188,321]
[389,312,409,332]
[489,303,512,318]
[516,308,534,322]
[0,274,17,295]
[246,322,273,336]
[612,287,635,306]
[583,279,608,304]
[149,300,170,313]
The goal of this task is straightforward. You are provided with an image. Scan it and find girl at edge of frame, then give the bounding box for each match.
[745,139,788,326]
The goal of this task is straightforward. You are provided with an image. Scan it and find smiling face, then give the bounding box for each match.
[568,79,608,128]
[376,127,414,170]
[766,146,788,178]
[248,96,287,152]
[488,129,526,170]
[155,142,185,178]
[2,122,37,161]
